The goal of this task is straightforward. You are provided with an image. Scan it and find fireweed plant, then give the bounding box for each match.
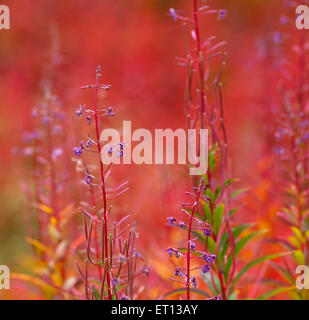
[268,20,309,299]
[17,73,78,298]
[73,66,148,300]
[164,0,289,300]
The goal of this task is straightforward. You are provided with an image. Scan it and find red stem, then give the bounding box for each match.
[186,180,204,300]
[193,0,206,128]
[93,68,112,300]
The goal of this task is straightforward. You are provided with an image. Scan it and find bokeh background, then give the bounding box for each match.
[0,0,303,299]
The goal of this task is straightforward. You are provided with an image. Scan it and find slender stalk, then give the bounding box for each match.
[93,66,112,300]
[193,0,207,128]
[186,179,204,300]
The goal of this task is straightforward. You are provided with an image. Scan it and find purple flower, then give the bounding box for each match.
[31,108,39,118]
[52,148,63,162]
[111,278,119,287]
[166,247,173,257]
[174,267,184,277]
[86,138,93,147]
[84,171,92,185]
[143,267,150,276]
[179,221,185,228]
[75,105,85,117]
[86,115,92,125]
[190,276,198,288]
[133,249,143,259]
[202,253,216,263]
[280,15,289,25]
[167,217,177,226]
[202,264,210,273]
[117,150,124,158]
[189,241,196,251]
[119,142,125,150]
[218,9,227,20]
[273,32,282,44]
[108,146,113,156]
[203,228,212,237]
[107,107,114,116]
[73,141,84,157]
[169,8,178,21]
[121,294,129,300]
[274,146,284,155]
[42,116,50,124]
[53,124,62,135]
[23,131,38,143]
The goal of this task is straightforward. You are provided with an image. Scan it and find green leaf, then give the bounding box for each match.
[228,252,292,296]
[213,204,225,236]
[208,148,216,174]
[205,188,215,202]
[206,237,217,254]
[231,188,249,198]
[220,223,253,257]
[224,229,268,281]
[257,286,296,300]
[93,287,101,300]
[229,207,239,217]
[202,201,212,224]
[201,272,221,296]
[224,178,239,187]
[228,290,239,300]
[269,262,295,285]
[214,186,221,201]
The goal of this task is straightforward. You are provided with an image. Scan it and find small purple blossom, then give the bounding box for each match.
[179,221,185,228]
[273,32,282,44]
[202,253,216,263]
[42,116,50,124]
[143,266,150,276]
[53,124,62,135]
[166,248,183,258]
[274,146,284,155]
[190,276,198,288]
[31,108,39,118]
[86,115,92,125]
[73,141,84,157]
[133,249,143,259]
[111,278,119,287]
[84,170,92,185]
[189,241,196,251]
[169,8,178,21]
[86,138,93,147]
[280,15,289,25]
[23,131,38,143]
[121,294,129,300]
[167,217,177,226]
[174,267,184,277]
[107,146,113,156]
[52,148,63,162]
[166,247,173,257]
[218,9,227,21]
[107,107,114,116]
[75,105,85,117]
[203,228,212,237]
[202,264,210,273]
